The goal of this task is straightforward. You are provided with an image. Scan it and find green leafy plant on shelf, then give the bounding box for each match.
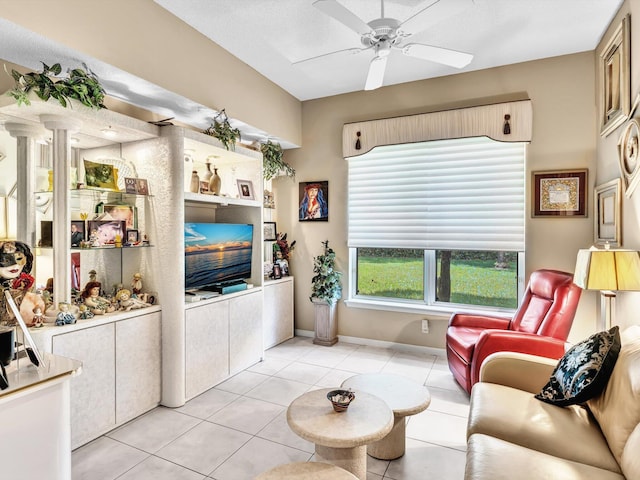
[7,62,106,109]
[261,140,295,180]
[310,240,342,306]
[203,109,241,151]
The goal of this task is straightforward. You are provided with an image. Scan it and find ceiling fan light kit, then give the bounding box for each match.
[308,0,474,91]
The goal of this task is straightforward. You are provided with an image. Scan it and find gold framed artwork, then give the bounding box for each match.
[618,118,640,197]
[594,178,622,247]
[600,14,630,137]
[532,169,588,217]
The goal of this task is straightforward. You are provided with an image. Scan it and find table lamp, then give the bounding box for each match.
[573,246,640,330]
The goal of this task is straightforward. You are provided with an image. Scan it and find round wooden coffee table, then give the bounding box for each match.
[342,373,431,460]
[287,388,393,480]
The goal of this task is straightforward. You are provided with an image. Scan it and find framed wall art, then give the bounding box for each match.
[532,169,588,217]
[299,181,329,221]
[599,14,630,137]
[618,118,640,197]
[594,178,622,247]
[263,222,277,241]
[236,179,255,200]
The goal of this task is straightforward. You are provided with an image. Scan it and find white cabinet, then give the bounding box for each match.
[229,289,264,374]
[185,300,229,399]
[263,277,294,349]
[115,312,162,424]
[52,323,115,449]
[50,311,161,448]
[184,289,263,400]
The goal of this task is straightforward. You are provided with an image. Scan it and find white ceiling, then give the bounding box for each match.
[154,0,623,101]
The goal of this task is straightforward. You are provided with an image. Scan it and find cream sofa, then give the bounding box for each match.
[464,325,640,480]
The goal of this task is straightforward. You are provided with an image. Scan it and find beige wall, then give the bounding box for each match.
[0,0,301,146]
[279,52,598,348]
[596,1,640,332]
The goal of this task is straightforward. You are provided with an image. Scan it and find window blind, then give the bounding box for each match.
[347,136,525,251]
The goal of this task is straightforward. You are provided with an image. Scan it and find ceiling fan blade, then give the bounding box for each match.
[364,55,388,91]
[402,43,472,68]
[399,0,471,35]
[313,0,373,36]
[292,47,368,66]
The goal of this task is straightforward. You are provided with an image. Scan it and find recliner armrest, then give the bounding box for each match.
[478,351,559,394]
[448,312,511,329]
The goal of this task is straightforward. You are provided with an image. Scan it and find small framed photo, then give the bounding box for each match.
[136,178,149,195]
[532,169,588,217]
[594,178,622,247]
[237,179,255,200]
[124,177,138,194]
[199,181,209,194]
[87,220,126,246]
[84,159,119,191]
[70,220,86,247]
[126,229,139,244]
[103,204,137,230]
[263,222,277,241]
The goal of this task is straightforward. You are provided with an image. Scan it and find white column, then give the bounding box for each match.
[4,123,43,249]
[40,115,81,306]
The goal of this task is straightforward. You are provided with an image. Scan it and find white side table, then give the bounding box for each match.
[342,373,431,460]
[287,388,393,480]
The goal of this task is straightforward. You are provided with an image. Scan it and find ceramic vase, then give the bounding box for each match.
[189,170,200,193]
[209,167,222,195]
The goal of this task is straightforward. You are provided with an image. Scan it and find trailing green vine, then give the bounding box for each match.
[203,109,241,150]
[7,62,106,109]
[261,140,295,180]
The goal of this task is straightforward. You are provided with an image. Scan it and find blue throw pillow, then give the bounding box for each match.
[535,326,620,406]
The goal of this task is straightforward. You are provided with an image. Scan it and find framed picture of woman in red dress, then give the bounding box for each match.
[299,181,328,222]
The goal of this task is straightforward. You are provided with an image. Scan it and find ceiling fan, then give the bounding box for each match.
[300,0,474,90]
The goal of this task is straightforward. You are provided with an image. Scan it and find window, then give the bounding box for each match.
[347,137,526,314]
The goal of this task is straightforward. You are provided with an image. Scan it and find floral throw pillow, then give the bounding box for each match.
[535,326,621,407]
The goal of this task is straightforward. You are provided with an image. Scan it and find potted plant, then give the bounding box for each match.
[261,140,295,180]
[203,109,241,151]
[310,240,342,346]
[7,62,106,109]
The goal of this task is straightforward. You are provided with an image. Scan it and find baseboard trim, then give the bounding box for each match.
[294,329,446,357]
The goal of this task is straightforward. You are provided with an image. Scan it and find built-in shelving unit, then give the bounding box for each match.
[0,95,267,446]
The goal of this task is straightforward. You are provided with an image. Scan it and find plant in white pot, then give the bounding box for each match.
[310,240,342,346]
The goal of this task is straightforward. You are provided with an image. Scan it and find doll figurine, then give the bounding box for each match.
[131,273,143,295]
[55,302,76,326]
[81,281,115,315]
[115,289,151,311]
[32,307,45,328]
[78,304,94,320]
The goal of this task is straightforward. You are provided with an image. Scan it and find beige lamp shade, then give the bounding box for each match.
[574,248,640,291]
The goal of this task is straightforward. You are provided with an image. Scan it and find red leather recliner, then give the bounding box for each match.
[446,269,582,394]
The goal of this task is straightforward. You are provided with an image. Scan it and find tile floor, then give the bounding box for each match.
[72,336,470,480]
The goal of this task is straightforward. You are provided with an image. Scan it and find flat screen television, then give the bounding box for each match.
[184,223,253,291]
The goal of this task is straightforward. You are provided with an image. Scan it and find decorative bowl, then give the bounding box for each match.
[327,389,355,412]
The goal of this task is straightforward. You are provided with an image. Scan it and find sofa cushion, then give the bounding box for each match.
[465,434,625,480]
[587,325,640,477]
[535,326,620,406]
[467,382,621,473]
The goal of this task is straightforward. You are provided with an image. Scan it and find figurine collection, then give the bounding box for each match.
[0,240,154,328]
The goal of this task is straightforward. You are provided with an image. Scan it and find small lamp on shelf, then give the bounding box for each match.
[573,245,640,330]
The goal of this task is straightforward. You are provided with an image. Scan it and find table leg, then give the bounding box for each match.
[368,415,406,460]
[315,444,367,480]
